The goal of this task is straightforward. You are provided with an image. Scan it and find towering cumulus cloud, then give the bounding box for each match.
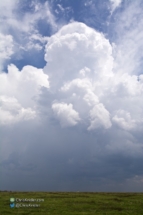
[1,17,143,192]
[41,22,143,135]
[44,22,113,130]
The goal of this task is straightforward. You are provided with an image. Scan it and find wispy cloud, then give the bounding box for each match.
[0,0,59,70]
[109,0,122,13]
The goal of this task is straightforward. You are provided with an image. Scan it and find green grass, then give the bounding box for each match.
[0,191,143,214]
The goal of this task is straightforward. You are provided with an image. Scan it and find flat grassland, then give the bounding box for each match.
[0,191,143,215]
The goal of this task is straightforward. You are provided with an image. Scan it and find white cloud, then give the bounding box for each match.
[0,33,14,71]
[0,0,18,18]
[0,10,143,191]
[0,33,14,59]
[52,102,80,127]
[0,64,49,103]
[112,1,143,76]
[22,33,49,52]
[110,0,122,12]
[0,20,142,136]
[88,103,112,130]
[44,22,113,80]
[0,1,57,34]
[43,22,114,129]
[0,64,49,123]
[0,0,58,68]
[42,21,143,135]
[0,96,36,125]
[112,110,136,130]
[57,4,64,12]
[105,0,143,133]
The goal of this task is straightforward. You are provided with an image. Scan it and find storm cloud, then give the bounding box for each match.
[0,0,143,192]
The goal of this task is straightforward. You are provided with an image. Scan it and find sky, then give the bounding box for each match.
[0,0,143,192]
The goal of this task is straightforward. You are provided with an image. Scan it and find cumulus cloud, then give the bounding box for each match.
[44,22,113,82]
[1,1,143,191]
[43,21,143,136]
[0,64,49,124]
[0,19,143,143]
[88,103,112,130]
[112,110,136,131]
[52,102,80,127]
[0,96,36,125]
[43,22,115,129]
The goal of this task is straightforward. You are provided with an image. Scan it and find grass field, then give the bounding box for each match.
[0,191,143,215]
